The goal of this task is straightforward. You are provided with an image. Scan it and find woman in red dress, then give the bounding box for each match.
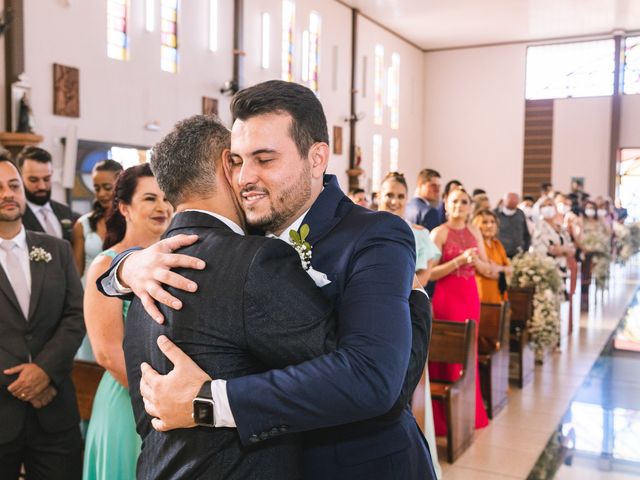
[428,187,492,434]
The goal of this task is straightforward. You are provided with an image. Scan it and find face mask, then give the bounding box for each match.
[557,203,570,215]
[584,208,596,218]
[541,206,556,219]
[502,207,516,216]
[597,209,608,218]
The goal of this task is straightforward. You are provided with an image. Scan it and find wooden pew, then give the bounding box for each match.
[580,252,593,311]
[71,360,105,421]
[507,287,535,388]
[429,319,476,463]
[478,302,510,419]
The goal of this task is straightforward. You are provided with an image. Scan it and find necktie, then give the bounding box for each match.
[0,241,30,318]
[40,209,59,238]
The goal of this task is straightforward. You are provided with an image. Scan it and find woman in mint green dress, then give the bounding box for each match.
[378,171,443,479]
[82,164,173,480]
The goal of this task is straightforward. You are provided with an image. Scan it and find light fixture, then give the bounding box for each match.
[261,12,270,69]
[145,0,155,32]
[209,0,218,52]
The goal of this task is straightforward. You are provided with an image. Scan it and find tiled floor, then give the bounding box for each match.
[440,261,640,480]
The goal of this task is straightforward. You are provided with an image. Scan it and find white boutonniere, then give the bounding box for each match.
[289,224,331,287]
[60,219,73,230]
[29,246,52,263]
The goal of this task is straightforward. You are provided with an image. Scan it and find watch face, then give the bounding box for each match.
[193,399,215,427]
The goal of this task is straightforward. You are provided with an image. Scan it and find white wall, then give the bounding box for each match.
[243,0,352,189]
[24,0,234,200]
[552,97,611,197]
[423,44,526,205]
[355,16,425,194]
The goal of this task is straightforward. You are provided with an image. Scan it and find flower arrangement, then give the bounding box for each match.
[581,227,612,289]
[289,224,312,271]
[511,251,564,361]
[29,246,52,263]
[614,222,640,264]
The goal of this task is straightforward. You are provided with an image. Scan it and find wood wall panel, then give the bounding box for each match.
[522,99,553,198]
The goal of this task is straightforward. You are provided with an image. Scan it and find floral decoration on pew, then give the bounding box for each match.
[511,251,564,362]
[614,222,640,265]
[581,228,612,289]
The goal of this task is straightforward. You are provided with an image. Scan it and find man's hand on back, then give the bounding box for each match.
[140,335,212,431]
[118,234,206,323]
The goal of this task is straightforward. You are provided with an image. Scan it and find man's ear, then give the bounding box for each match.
[220,149,233,185]
[309,143,329,179]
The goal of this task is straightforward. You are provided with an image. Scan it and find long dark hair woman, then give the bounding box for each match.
[72,159,123,277]
[82,164,173,480]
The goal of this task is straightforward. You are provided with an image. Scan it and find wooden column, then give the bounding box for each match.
[522,99,554,198]
[4,0,24,130]
[232,0,244,92]
[347,8,361,191]
[608,35,623,198]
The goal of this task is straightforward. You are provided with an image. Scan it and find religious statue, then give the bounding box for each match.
[17,92,35,133]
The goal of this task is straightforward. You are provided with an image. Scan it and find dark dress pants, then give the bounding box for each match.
[0,407,82,480]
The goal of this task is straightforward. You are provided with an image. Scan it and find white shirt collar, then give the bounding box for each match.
[183,209,245,236]
[27,200,53,214]
[267,209,310,244]
[0,225,28,250]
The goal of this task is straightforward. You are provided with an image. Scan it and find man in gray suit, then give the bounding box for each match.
[0,158,85,479]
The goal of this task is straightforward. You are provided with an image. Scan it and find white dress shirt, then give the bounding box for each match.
[27,200,63,239]
[0,226,32,295]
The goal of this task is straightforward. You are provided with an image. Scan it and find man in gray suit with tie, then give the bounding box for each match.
[0,158,85,479]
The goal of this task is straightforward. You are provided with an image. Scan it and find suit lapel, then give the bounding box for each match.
[26,232,46,321]
[303,175,350,245]
[0,262,23,318]
[23,206,45,233]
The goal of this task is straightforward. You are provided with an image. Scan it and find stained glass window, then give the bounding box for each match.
[372,134,383,192]
[281,0,295,82]
[388,53,400,130]
[161,0,179,73]
[389,137,399,172]
[623,36,640,95]
[308,12,321,92]
[374,45,384,125]
[525,40,615,99]
[107,0,128,61]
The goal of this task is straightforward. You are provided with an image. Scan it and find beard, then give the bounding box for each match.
[25,187,51,206]
[0,202,25,222]
[243,163,312,233]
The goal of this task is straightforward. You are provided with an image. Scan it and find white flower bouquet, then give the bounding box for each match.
[511,251,564,361]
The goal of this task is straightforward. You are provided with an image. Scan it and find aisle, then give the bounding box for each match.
[440,263,640,479]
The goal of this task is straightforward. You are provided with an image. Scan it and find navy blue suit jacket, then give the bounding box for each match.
[227,176,434,479]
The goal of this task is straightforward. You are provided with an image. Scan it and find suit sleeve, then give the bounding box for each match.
[243,240,336,367]
[522,213,531,252]
[95,247,141,299]
[227,215,415,445]
[33,241,86,386]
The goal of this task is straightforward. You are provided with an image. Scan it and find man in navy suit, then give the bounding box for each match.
[99,81,435,479]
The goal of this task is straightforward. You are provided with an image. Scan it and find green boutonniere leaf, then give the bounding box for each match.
[300,224,310,242]
[289,229,301,244]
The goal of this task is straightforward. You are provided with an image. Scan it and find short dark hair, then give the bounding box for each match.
[472,188,486,197]
[0,147,13,163]
[541,182,552,191]
[416,168,440,186]
[231,80,329,158]
[151,115,230,207]
[443,179,463,199]
[349,188,365,196]
[522,195,535,203]
[104,164,154,249]
[16,146,52,169]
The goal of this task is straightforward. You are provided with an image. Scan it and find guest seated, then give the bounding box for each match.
[531,197,575,282]
[429,187,492,434]
[471,209,512,303]
[379,172,440,286]
[82,164,173,480]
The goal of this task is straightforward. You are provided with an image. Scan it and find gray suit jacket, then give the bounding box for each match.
[0,230,85,443]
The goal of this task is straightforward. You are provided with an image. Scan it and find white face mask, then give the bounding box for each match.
[502,207,517,216]
[584,208,596,218]
[541,206,556,219]
[557,203,570,215]
[597,209,608,218]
